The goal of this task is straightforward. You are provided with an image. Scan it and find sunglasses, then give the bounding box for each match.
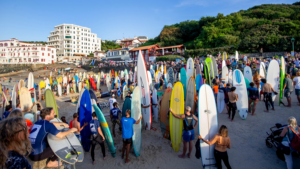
[14,123,27,135]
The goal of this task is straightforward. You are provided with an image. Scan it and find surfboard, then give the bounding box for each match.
[122,97,131,118]
[93,104,116,157]
[123,85,128,99]
[186,77,195,114]
[267,60,280,101]
[167,68,175,85]
[260,62,266,79]
[211,57,218,79]
[79,90,92,152]
[235,51,239,61]
[217,89,225,113]
[160,87,172,139]
[180,68,187,100]
[170,82,184,152]
[152,88,158,123]
[47,118,84,164]
[137,50,152,130]
[195,74,203,91]
[12,84,16,109]
[196,64,201,77]
[279,56,285,105]
[222,60,226,69]
[199,84,218,168]
[186,58,194,86]
[28,72,34,90]
[205,57,214,79]
[58,84,62,97]
[78,82,82,93]
[243,66,252,82]
[147,71,152,89]
[131,86,142,156]
[67,84,70,95]
[233,69,248,120]
[222,66,229,84]
[73,83,77,93]
[45,89,59,118]
[20,87,32,111]
[204,62,211,86]
[97,75,101,90]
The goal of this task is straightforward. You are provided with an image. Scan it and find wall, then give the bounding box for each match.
[0,63,46,74]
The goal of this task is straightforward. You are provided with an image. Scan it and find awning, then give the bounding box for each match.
[73,53,85,56]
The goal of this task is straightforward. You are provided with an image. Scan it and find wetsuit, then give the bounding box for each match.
[182,114,194,142]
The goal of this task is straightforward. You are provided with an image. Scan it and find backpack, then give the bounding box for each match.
[288,126,300,152]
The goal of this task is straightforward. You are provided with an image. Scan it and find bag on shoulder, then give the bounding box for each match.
[288,126,300,152]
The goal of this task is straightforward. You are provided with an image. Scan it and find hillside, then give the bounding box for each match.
[142,2,300,56]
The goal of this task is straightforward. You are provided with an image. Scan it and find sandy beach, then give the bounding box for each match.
[1,67,300,169]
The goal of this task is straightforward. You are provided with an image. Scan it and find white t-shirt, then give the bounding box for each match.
[109,98,117,110]
[293,77,300,89]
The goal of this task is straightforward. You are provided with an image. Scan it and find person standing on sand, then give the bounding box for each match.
[71,112,88,141]
[89,112,106,165]
[261,79,276,112]
[253,71,264,89]
[121,110,142,163]
[283,74,293,107]
[169,106,198,158]
[110,102,122,137]
[292,71,300,105]
[247,82,259,115]
[109,94,117,110]
[228,87,238,120]
[199,125,232,169]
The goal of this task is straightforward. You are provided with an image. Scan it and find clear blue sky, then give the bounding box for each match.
[0,0,296,41]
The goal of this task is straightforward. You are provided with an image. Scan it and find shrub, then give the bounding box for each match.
[156,55,185,62]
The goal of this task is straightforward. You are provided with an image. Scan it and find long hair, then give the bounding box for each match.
[0,117,32,166]
[288,116,298,128]
[219,125,228,137]
[254,71,259,78]
[7,109,23,118]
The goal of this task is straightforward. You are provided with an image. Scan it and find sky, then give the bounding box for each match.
[0,0,297,41]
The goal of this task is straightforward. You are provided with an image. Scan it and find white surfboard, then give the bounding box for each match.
[45,78,51,90]
[199,84,218,168]
[222,66,229,84]
[132,86,142,156]
[243,66,252,82]
[63,76,67,85]
[186,58,194,85]
[58,84,62,97]
[67,84,69,95]
[28,72,34,90]
[267,60,280,101]
[97,75,101,90]
[12,84,16,109]
[260,62,266,79]
[228,70,233,84]
[222,60,226,69]
[235,51,239,61]
[233,69,248,120]
[137,50,152,130]
[147,71,152,89]
[217,90,225,113]
[211,57,218,80]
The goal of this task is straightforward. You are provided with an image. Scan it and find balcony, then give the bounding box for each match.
[76,34,80,36]
[49,39,59,42]
[65,46,72,49]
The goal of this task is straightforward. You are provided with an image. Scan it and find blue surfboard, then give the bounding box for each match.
[79,89,92,152]
[180,68,187,100]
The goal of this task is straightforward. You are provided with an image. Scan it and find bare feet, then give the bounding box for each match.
[252,113,256,116]
[103,156,106,160]
[93,161,95,165]
[125,159,130,163]
[178,154,185,158]
[47,160,62,168]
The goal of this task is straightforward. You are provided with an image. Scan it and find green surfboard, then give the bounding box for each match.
[45,89,59,118]
[93,104,116,157]
[205,57,214,79]
[279,56,285,105]
[204,62,211,86]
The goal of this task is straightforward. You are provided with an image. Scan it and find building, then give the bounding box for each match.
[121,39,141,49]
[137,36,148,44]
[106,48,130,61]
[129,44,185,62]
[93,51,106,59]
[47,24,101,60]
[113,39,122,45]
[0,38,56,64]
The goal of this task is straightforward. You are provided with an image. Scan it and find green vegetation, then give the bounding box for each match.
[22,41,47,45]
[142,2,300,56]
[101,40,121,52]
[155,55,185,62]
[88,53,94,57]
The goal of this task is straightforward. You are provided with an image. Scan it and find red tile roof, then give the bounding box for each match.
[129,44,159,52]
[157,45,184,50]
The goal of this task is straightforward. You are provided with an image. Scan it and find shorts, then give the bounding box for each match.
[224,98,229,104]
[249,97,258,100]
[112,119,121,129]
[295,89,300,96]
[182,129,195,142]
[260,91,263,95]
[214,93,218,98]
[284,89,292,98]
[123,138,132,144]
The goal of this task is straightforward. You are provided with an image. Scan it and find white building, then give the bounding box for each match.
[0,38,56,64]
[47,24,101,59]
[106,48,130,60]
[113,39,122,45]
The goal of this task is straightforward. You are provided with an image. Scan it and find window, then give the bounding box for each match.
[48,53,50,56]
[42,53,44,56]
[65,36,71,39]
[4,43,8,47]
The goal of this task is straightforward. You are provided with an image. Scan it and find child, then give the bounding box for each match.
[212,82,219,103]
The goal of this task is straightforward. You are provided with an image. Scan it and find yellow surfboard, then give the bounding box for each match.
[0,84,2,97]
[170,82,184,152]
[39,81,46,89]
[86,80,89,90]
[49,77,53,86]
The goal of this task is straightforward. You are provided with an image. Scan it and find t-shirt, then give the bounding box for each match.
[293,77,300,89]
[89,119,100,135]
[295,60,299,67]
[29,120,60,155]
[228,92,238,103]
[121,117,136,139]
[212,85,218,94]
[109,98,117,110]
[110,107,121,120]
[262,83,272,93]
[283,78,293,91]
[247,87,259,98]
[37,111,42,120]
[5,151,31,169]
[3,111,11,119]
